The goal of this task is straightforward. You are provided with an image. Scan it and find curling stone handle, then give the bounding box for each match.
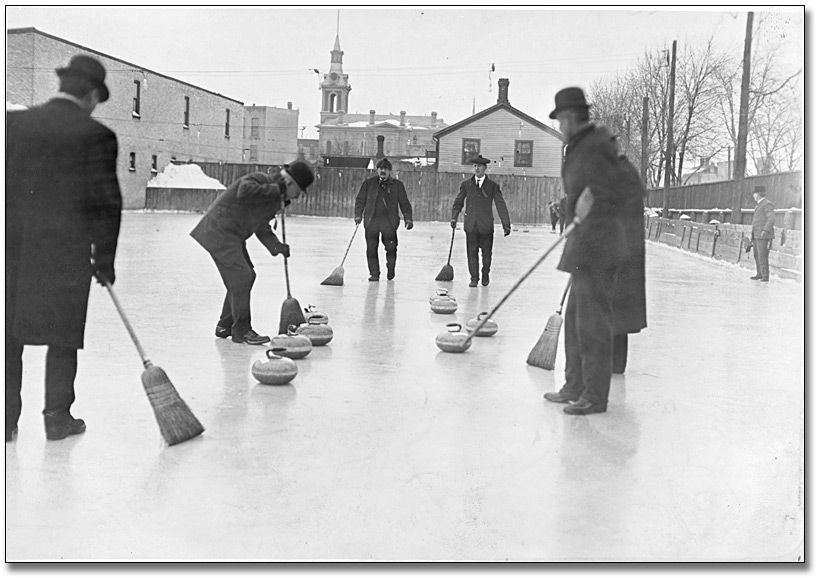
[266,347,288,360]
[446,322,462,332]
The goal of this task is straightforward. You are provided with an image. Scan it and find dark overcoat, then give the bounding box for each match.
[751,198,775,240]
[557,123,646,335]
[450,176,511,234]
[6,98,122,349]
[190,171,286,257]
[354,176,413,229]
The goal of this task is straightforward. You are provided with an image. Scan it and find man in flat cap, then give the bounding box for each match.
[749,185,775,282]
[6,54,122,442]
[191,161,314,344]
[542,87,646,415]
[354,158,414,281]
[450,155,511,287]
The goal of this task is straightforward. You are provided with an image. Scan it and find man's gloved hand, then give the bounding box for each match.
[274,242,291,259]
[93,261,115,286]
[504,228,511,237]
[450,220,457,229]
[744,240,752,253]
[405,220,414,230]
[354,217,362,225]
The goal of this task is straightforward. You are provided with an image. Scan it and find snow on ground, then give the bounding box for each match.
[147,163,226,189]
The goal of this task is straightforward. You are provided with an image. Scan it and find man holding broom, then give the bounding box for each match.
[542,87,646,415]
[6,55,122,442]
[191,161,314,345]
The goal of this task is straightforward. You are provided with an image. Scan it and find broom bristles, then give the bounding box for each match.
[279,297,306,334]
[526,312,563,370]
[434,264,454,282]
[141,364,204,446]
[320,266,344,286]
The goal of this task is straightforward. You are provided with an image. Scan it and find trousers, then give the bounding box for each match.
[465,229,494,282]
[752,238,771,280]
[365,220,398,277]
[210,243,256,338]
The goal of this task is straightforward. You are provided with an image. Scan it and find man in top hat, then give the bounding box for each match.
[6,54,123,442]
[354,158,413,281]
[542,87,646,415]
[191,161,314,344]
[450,155,511,287]
[749,185,775,282]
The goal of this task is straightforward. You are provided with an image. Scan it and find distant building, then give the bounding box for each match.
[243,102,299,165]
[297,138,321,165]
[434,79,564,177]
[682,157,732,185]
[315,32,445,167]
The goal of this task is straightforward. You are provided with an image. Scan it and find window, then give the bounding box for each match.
[151,155,158,174]
[326,140,332,155]
[132,80,141,117]
[251,117,260,139]
[328,93,336,112]
[224,109,230,138]
[128,152,136,171]
[462,138,480,164]
[343,141,349,155]
[183,96,190,128]
[514,140,533,167]
[249,145,258,162]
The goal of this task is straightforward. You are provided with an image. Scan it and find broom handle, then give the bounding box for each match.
[446,225,455,265]
[102,279,151,368]
[339,222,360,267]
[281,207,292,298]
[558,277,572,315]
[464,220,579,340]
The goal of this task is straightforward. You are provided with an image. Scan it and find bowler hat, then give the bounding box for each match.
[285,160,314,192]
[376,157,392,170]
[753,185,766,195]
[470,155,491,165]
[56,55,110,102]
[549,87,589,119]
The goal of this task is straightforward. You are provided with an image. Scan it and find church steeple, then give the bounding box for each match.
[320,12,351,124]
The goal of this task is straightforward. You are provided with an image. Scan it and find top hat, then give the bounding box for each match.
[753,185,766,195]
[549,87,590,119]
[376,157,392,170]
[56,55,110,102]
[470,155,491,165]
[285,160,314,192]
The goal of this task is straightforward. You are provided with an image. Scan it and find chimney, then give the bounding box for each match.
[497,78,510,105]
[430,111,438,127]
[287,101,292,110]
[369,109,376,125]
[400,110,406,126]
[376,135,385,158]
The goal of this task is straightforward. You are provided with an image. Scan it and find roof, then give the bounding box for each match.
[433,102,562,141]
[8,27,244,105]
[318,119,437,131]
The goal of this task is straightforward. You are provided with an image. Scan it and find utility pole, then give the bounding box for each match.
[732,12,754,223]
[662,39,677,218]
[641,96,649,189]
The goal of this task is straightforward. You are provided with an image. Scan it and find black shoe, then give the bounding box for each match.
[215,325,231,339]
[6,426,18,442]
[369,275,380,282]
[44,413,86,440]
[481,277,490,286]
[563,399,607,415]
[387,268,395,280]
[750,276,761,280]
[612,367,625,375]
[760,278,769,282]
[232,329,270,345]
[469,280,478,287]
[543,391,578,404]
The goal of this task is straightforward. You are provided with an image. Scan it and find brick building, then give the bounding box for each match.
[243,103,300,165]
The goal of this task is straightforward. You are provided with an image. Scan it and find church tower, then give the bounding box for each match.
[319,25,351,124]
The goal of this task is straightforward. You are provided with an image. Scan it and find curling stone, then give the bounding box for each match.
[296,316,334,346]
[269,325,313,359]
[303,304,329,324]
[429,287,458,314]
[465,311,498,337]
[435,322,472,353]
[251,347,298,385]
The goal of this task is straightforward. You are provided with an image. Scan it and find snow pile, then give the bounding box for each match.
[6,101,27,111]
[679,214,691,220]
[147,163,225,190]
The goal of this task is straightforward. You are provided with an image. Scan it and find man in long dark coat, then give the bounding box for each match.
[191,162,314,344]
[543,87,646,415]
[450,155,511,287]
[6,55,122,441]
[749,185,775,282]
[354,158,413,281]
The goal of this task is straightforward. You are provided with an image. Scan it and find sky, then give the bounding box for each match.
[4,5,805,140]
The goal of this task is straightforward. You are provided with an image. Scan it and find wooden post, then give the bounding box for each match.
[662,40,677,219]
[641,96,649,189]
[732,12,754,223]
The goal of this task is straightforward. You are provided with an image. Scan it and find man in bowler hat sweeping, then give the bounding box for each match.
[450,155,511,287]
[191,161,314,344]
[6,55,123,441]
[543,87,646,415]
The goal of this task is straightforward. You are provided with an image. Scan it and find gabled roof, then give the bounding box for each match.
[433,102,562,141]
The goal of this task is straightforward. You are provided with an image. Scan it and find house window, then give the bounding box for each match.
[128,152,136,171]
[183,96,190,128]
[249,145,258,162]
[462,139,481,164]
[251,118,260,139]
[132,80,141,117]
[224,109,230,139]
[514,140,533,167]
[151,155,158,174]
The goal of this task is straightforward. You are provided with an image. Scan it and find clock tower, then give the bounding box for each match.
[320,33,351,124]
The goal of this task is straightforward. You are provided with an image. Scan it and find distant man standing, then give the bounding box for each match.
[750,185,775,282]
[450,155,511,287]
[354,158,413,281]
[549,200,560,232]
[6,55,122,442]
